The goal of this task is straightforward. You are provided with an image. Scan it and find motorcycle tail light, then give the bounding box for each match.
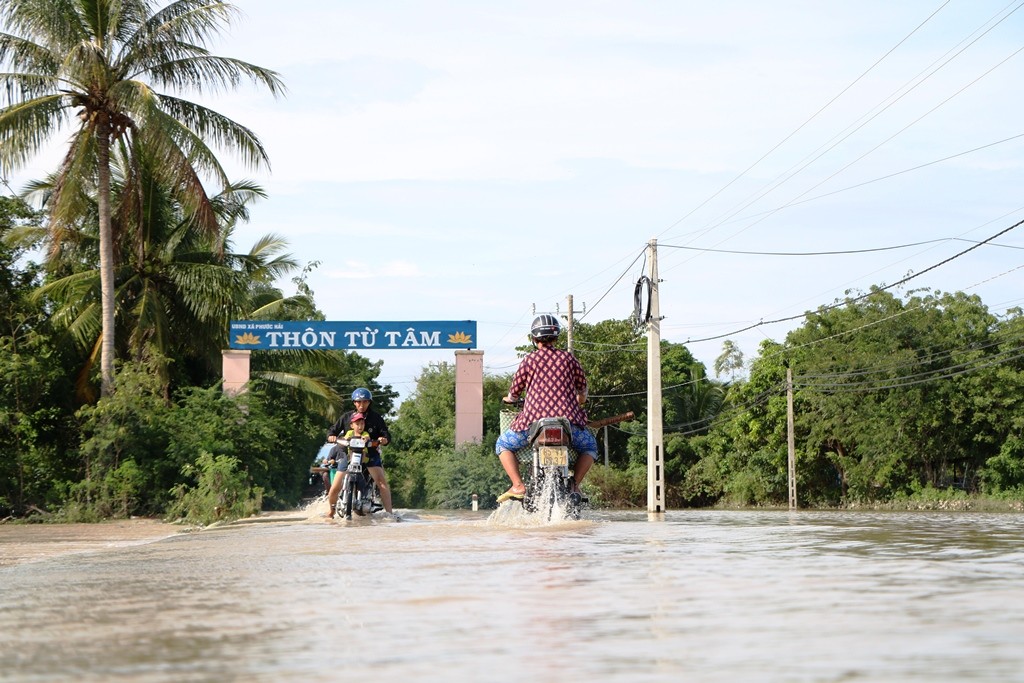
[541,426,564,445]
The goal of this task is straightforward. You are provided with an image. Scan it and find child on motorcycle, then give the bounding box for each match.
[326,388,399,520]
[341,414,371,452]
[325,413,399,520]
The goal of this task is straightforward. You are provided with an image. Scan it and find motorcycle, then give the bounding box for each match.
[501,400,635,521]
[335,436,384,520]
[308,442,337,495]
[524,415,585,520]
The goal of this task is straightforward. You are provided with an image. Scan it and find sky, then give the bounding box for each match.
[7,0,1024,405]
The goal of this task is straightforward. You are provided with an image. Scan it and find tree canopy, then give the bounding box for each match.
[0,0,283,395]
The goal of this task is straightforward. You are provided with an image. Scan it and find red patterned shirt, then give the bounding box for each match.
[508,345,589,430]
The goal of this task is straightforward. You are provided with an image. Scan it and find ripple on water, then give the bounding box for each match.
[2,509,1022,682]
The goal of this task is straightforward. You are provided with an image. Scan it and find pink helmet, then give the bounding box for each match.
[350,412,366,422]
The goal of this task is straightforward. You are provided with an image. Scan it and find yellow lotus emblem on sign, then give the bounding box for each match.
[234,332,261,345]
[448,331,473,344]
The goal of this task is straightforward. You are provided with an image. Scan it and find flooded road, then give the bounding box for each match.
[2,506,1022,682]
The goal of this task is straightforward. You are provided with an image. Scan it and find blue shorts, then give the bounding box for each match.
[495,426,597,458]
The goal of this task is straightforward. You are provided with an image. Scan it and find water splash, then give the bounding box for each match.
[300,493,331,520]
[485,475,583,528]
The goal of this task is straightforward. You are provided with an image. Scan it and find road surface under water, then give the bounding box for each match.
[1,503,1022,682]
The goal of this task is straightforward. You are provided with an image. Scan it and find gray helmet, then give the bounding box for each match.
[530,314,560,341]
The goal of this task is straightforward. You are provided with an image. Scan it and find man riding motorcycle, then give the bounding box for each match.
[326,388,399,520]
[494,314,598,504]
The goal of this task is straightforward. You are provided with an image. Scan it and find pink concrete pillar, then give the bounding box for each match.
[222,349,251,397]
[455,350,484,446]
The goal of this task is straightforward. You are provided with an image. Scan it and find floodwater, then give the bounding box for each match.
[1,504,1022,682]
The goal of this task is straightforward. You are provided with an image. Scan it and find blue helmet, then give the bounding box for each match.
[351,387,373,402]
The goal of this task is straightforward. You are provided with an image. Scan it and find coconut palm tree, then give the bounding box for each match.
[24,142,349,414]
[0,0,283,396]
[26,151,285,389]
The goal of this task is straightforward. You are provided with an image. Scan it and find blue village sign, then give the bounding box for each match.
[228,320,477,351]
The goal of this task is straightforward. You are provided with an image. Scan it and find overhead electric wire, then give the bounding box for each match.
[576,245,646,322]
[763,42,1024,229]
[795,343,1024,392]
[664,1,1024,253]
[663,44,1024,277]
[574,339,644,349]
[953,238,1024,251]
[680,216,1024,345]
[795,329,1024,381]
[535,4,1022,388]
[726,132,1024,222]
[590,376,704,399]
[559,4,1019,346]
[660,237,954,257]
[751,251,1024,367]
[653,0,953,242]
[664,381,788,435]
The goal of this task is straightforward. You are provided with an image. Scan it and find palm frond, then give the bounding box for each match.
[250,370,343,421]
[0,222,45,248]
[248,295,316,320]
[156,94,272,170]
[0,0,88,54]
[130,282,172,358]
[0,94,68,168]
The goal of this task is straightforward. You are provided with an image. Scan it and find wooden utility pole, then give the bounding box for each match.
[786,364,797,510]
[646,239,665,514]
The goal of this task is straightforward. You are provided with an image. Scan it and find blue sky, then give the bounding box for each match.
[8,1,1024,403]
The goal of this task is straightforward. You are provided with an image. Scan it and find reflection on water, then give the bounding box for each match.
[2,508,1023,682]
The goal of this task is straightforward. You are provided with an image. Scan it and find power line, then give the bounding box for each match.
[748,259,1024,369]
[660,1,1024,271]
[653,0,953,243]
[681,216,1024,345]
[665,381,787,435]
[796,328,1024,382]
[576,246,646,322]
[714,132,1024,226]
[660,237,954,257]
[795,344,1024,392]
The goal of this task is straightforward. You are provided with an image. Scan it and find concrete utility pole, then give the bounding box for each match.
[646,239,665,514]
[786,364,797,510]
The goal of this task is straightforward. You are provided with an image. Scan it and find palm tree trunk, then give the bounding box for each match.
[97,123,116,397]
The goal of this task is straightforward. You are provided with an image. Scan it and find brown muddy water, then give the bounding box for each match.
[1,503,1022,682]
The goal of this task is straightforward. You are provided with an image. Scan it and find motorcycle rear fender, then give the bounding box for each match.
[528,417,572,447]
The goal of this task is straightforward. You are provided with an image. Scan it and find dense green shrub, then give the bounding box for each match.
[422,443,506,509]
[167,451,263,525]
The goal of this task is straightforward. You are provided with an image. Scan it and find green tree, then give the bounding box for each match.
[389,363,507,508]
[0,195,79,516]
[714,340,744,380]
[29,170,295,398]
[787,288,1006,501]
[0,0,283,396]
[683,286,1024,508]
